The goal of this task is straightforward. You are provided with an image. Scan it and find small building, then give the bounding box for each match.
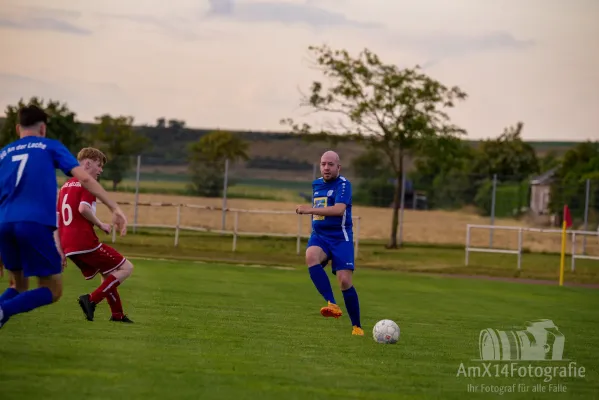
[529,168,557,215]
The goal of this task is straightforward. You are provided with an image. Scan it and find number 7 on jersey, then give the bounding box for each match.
[12,154,29,187]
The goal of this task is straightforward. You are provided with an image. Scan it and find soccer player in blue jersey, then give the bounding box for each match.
[296,150,363,336]
[0,105,128,329]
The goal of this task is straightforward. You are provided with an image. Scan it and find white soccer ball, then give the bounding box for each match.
[372,319,400,344]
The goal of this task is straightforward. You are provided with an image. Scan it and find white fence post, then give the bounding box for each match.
[465,224,471,266]
[232,211,239,252]
[100,201,364,258]
[571,231,576,272]
[354,217,361,258]
[174,205,182,247]
[133,155,141,234]
[517,228,523,270]
[296,213,302,255]
[464,224,599,271]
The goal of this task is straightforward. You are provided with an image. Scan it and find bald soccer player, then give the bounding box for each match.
[296,151,363,336]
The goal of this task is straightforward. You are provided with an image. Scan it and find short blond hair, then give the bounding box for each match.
[77,147,107,166]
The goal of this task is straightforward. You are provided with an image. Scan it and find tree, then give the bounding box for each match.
[549,141,599,224]
[467,123,540,217]
[91,115,149,190]
[168,119,186,130]
[352,149,395,207]
[188,130,249,197]
[281,44,467,248]
[411,136,477,209]
[0,97,85,152]
[539,150,561,173]
[473,122,539,180]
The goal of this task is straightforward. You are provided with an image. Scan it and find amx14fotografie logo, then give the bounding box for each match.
[457,319,586,395]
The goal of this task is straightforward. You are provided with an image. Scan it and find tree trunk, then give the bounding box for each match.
[387,154,404,249]
[112,180,117,191]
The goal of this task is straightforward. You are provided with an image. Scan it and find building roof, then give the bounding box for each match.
[530,167,558,185]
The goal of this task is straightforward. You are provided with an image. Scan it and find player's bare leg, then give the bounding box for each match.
[78,260,134,322]
[336,270,363,336]
[38,274,63,303]
[0,273,61,329]
[306,246,342,319]
[0,270,28,303]
[10,270,28,292]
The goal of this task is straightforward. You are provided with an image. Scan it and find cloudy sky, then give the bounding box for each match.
[1,0,597,140]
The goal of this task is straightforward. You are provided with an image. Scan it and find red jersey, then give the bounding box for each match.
[57,178,101,256]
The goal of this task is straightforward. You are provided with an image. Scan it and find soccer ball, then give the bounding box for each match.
[372,319,400,344]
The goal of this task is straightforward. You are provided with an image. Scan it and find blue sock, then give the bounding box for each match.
[342,286,361,328]
[309,264,336,304]
[0,287,53,320]
[0,288,19,302]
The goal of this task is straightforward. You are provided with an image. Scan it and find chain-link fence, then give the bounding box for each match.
[77,154,599,257]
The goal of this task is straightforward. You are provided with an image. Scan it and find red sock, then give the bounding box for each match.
[89,274,120,304]
[106,288,124,319]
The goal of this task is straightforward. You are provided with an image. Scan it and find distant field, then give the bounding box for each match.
[91,191,599,256]
[57,176,307,202]
[60,170,536,220]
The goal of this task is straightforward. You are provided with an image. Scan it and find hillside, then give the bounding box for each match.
[0,116,581,180]
[87,122,581,180]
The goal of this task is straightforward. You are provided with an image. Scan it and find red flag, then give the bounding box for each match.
[563,205,573,228]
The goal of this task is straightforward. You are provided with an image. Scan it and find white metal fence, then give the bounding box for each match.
[465,224,599,271]
[108,201,362,256]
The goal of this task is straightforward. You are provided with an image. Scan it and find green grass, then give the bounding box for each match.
[495,182,530,218]
[108,229,599,285]
[1,260,597,399]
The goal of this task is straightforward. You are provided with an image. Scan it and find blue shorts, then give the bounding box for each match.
[0,222,62,278]
[307,233,354,274]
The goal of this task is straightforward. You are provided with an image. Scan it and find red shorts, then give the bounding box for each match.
[68,244,126,280]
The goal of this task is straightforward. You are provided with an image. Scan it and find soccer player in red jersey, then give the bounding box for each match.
[56,147,134,323]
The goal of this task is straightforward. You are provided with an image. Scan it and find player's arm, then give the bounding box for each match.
[69,167,127,235]
[53,229,64,256]
[297,180,352,217]
[299,203,347,217]
[78,203,104,226]
[70,167,119,212]
[53,212,66,268]
[51,143,123,215]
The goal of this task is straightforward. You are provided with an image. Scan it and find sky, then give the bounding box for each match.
[1,0,598,141]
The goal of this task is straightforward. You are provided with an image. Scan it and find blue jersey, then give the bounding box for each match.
[0,136,79,228]
[311,175,353,241]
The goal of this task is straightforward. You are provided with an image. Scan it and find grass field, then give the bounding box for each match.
[1,259,597,399]
[91,191,599,256]
[103,229,599,285]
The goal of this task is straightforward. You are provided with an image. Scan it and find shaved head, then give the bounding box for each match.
[320,150,341,181]
[321,150,340,164]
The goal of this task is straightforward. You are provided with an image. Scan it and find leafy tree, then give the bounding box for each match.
[539,150,561,173]
[473,122,539,180]
[281,44,467,248]
[188,130,249,197]
[168,119,186,130]
[411,136,477,209]
[352,149,395,207]
[91,115,149,190]
[0,97,85,152]
[549,141,599,224]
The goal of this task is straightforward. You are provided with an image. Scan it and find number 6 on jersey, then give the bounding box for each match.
[61,193,73,226]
